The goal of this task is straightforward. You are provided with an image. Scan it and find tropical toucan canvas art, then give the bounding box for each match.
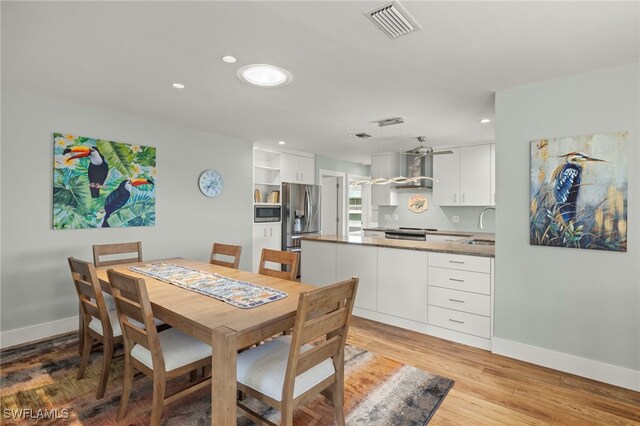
[530,132,627,252]
[53,133,156,229]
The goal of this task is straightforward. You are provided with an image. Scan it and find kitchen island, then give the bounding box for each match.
[301,234,495,350]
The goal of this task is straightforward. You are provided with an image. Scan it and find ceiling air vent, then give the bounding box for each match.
[354,132,372,139]
[364,1,421,39]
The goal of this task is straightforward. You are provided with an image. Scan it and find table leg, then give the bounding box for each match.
[212,326,237,426]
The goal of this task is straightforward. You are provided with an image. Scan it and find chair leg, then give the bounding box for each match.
[117,358,134,421]
[96,340,113,399]
[331,381,346,426]
[281,400,294,426]
[77,332,92,380]
[149,372,166,426]
[78,309,84,356]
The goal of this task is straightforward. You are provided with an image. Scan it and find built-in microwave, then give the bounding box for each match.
[254,205,281,223]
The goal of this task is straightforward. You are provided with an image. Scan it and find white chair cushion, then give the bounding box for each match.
[103,292,116,311]
[131,328,212,372]
[88,310,163,337]
[237,335,335,402]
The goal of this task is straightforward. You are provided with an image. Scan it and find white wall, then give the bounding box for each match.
[0,89,253,334]
[494,65,639,375]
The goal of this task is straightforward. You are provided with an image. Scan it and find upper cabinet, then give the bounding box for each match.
[370,152,399,206]
[432,148,461,205]
[281,152,315,185]
[433,144,492,206]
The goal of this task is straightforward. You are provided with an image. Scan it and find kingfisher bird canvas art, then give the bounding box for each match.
[53,133,156,229]
[530,132,627,252]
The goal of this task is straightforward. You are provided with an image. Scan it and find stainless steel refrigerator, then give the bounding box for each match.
[281,183,321,276]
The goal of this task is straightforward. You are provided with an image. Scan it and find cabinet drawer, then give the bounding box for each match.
[428,286,490,317]
[428,305,490,338]
[428,252,490,273]
[428,267,490,295]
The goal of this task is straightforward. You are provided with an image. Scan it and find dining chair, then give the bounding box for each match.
[258,248,300,281]
[93,241,143,267]
[236,276,359,426]
[68,257,124,399]
[107,269,212,426]
[209,242,242,269]
[78,241,143,355]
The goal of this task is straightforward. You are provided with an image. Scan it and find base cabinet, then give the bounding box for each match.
[252,223,281,273]
[427,252,491,341]
[336,244,377,311]
[378,248,427,323]
[300,241,494,350]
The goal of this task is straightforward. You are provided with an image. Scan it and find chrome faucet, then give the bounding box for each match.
[477,207,496,230]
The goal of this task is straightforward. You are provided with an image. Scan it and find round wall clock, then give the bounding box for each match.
[198,169,224,198]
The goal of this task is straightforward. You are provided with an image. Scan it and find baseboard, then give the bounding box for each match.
[0,316,78,350]
[492,337,640,392]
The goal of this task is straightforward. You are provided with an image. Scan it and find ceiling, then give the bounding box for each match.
[2,1,638,164]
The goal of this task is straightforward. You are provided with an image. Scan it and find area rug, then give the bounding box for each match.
[1,334,453,425]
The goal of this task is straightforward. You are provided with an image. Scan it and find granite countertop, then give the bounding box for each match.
[302,233,495,258]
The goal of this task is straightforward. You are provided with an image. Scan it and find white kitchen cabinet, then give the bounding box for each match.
[299,240,494,350]
[336,244,377,311]
[370,153,399,206]
[252,223,281,273]
[281,152,315,185]
[427,252,491,340]
[300,239,337,286]
[377,248,427,323]
[433,144,491,206]
[460,145,491,205]
[432,148,460,205]
[490,143,496,206]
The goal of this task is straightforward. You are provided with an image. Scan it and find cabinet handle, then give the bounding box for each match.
[264,228,267,237]
[462,193,465,203]
[453,193,457,203]
[301,172,304,181]
[449,298,465,303]
[270,228,273,237]
[296,172,299,181]
[449,319,465,324]
[449,260,465,264]
[449,278,465,282]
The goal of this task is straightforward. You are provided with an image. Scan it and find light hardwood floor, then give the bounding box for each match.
[347,317,640,425]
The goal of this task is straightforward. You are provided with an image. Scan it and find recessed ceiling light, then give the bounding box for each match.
[278,141,286,145]
[222,55,237,64]
[237,64,292,88]
[172,83,185,89]
[480,118,491,123]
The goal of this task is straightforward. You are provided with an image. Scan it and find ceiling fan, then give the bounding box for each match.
[402,136,453,157]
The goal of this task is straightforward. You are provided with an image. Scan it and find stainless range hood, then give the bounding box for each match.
[393,152,433,189]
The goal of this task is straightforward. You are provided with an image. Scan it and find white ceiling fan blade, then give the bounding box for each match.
[430,150,454,155]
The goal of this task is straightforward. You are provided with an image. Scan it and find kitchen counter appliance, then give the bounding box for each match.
[282,182,321,277]
[384,227,438,241]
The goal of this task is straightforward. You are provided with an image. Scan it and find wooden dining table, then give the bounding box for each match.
[95,257,316,426]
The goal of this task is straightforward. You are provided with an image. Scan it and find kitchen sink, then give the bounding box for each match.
[463,239,495,246]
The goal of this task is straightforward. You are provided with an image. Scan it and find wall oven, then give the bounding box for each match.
[254,205,281,223]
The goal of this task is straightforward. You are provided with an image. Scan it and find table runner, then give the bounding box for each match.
[128,263,287,308]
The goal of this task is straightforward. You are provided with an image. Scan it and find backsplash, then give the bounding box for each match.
[376,189,495,233]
